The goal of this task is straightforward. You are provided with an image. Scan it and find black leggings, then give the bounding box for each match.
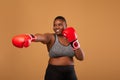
[44,64,77,80]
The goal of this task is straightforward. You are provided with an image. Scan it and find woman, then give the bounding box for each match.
[12,16,84,80]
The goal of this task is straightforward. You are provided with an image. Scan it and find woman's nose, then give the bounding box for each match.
[55,25,60,28]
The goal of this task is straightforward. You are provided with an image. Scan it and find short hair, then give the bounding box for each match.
[54,16,67,23]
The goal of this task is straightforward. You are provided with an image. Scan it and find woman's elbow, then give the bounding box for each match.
[78,57,84,61]
[76,56,84,61]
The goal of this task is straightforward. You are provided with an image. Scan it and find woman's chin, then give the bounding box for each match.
[56,32,62,36]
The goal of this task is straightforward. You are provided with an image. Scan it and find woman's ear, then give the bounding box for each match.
[64,25,67,29]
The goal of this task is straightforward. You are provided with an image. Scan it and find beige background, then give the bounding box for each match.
[0,0,120,80]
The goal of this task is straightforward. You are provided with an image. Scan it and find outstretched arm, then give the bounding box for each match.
[12,33,52,48]
[33,33,52,44]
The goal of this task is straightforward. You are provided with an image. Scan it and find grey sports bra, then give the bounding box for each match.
[49,35,75,58]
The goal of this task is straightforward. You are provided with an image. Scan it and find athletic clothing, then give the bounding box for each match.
[45,34,77,80]
[44,64,77,80]
[49,34,75,58]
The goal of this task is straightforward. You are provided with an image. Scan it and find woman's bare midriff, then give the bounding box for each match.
[48,56,74,66]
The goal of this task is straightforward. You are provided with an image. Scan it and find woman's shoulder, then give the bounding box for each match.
[45,33,56,50]
[43,33,55,41]
[44,33,55,37]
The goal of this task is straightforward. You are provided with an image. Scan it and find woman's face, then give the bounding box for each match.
[53,19,67,35]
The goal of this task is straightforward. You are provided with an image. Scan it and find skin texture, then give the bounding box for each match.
[33,18,84,65]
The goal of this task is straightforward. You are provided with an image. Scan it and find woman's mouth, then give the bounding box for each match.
[55,29,62,34]
[56,29,60,32]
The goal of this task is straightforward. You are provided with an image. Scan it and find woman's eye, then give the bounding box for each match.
[53,24,56,27]
[53,23,63,27]
[58,24,63,26]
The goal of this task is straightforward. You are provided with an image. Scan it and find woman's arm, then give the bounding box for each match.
[74,48,85,61]
[12,33,53,48]
[33,33,52,44]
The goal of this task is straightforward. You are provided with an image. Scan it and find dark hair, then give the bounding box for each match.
[54,16,67,23]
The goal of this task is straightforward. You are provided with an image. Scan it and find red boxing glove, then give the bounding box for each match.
[12,34,36,48]
[62,27,80,50]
